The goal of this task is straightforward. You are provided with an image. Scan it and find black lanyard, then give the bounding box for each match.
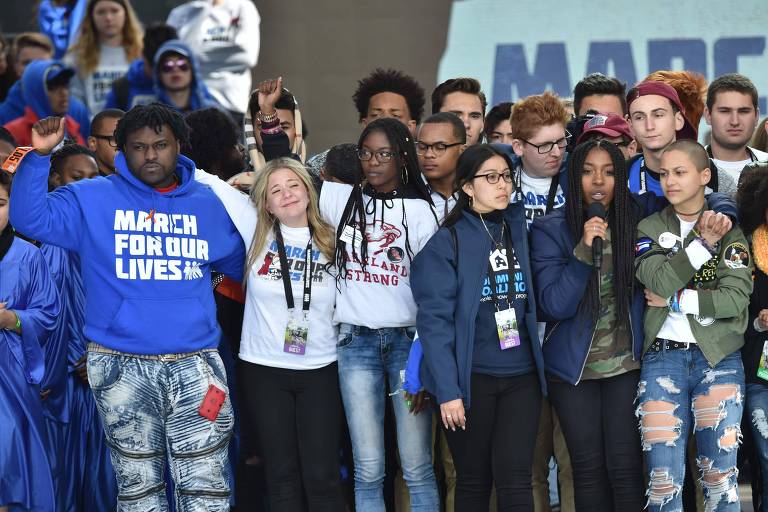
[484,221,515,312]
[545,176,560,214]
[274,225,313,312]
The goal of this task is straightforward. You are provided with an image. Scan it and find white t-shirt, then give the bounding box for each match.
[656,217,714,343]
[68,45,130,116]
[515,167,565,227]
[320,181,439,328]
[712,146,768,184]
[430,190,458,224]
[195,170,337,370]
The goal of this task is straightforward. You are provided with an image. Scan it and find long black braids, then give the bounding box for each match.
[334,117,434,285]
[565,139,640,331]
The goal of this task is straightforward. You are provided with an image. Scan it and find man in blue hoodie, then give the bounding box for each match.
[153,39,220,114]
[8,103,245,511]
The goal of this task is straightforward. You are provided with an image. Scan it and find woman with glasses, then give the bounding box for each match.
[411,144,546,511]
[320,117,440,511]
[529,140,646,511]
[66,0,142,115]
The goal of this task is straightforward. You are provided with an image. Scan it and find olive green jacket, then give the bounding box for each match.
[635,206,753,366]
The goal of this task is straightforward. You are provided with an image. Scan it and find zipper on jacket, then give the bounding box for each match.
[544,321,561,343]
[576,269,602,384]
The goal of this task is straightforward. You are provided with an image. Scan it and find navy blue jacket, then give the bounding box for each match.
[530,193,738,385]
[411,202,547,408]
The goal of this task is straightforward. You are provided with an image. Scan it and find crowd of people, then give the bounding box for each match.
[3,2,768,512]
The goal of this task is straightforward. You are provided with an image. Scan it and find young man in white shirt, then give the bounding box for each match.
[704,73,768,184]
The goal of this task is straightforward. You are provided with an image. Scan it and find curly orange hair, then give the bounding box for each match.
[509,91,570,141]
[644,70,707,134]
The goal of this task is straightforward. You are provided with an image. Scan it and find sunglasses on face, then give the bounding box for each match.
[160,58,190,73]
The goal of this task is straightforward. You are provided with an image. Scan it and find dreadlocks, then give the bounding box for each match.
[115,102,190,152]
[565,139,640,331]
[334,117,434,285]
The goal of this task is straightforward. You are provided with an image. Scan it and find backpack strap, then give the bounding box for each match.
[449,225,458,270]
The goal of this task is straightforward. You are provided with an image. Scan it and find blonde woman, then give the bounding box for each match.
[67,0,142,115]
[195,158,346,511]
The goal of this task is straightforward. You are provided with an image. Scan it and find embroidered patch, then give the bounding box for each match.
[1,146,34,173]
[724,242,750,270]
[635,237,653,256]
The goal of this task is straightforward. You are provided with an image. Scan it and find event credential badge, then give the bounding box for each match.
[284,311,309,355]
[495,307,520,350]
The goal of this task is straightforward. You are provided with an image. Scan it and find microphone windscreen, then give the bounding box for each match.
[587,202,606,220]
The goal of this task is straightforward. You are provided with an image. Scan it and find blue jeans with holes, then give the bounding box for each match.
[746,382,768,512]
[636,345,744,512]
[87,344,233,512]
[337,324,439,512]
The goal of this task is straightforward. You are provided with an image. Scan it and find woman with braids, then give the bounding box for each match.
[410,144,546,511]
[529,139,647,511]
[66,0,143,115]
[319,116,440,511]
[194,157,345,511]
[737,163,768,509]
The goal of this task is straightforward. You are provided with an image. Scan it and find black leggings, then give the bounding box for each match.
[548,369,644,512]
[239,361,345,512]
[444,372,542,512]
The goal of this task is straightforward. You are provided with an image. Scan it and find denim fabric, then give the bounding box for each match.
[87,347,233,512]
[746,382,768,512]
[636,346,744,512]
[337,324,439,512]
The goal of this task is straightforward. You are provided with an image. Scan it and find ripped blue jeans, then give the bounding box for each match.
[87,344,233,512]
[636,345,744,512]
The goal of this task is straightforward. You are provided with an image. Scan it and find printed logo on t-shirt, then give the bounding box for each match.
[255,240,327,285]
[522,190,565,224]
[92,69,126,105]
[113,209,208,280]
[343,220,408,287]
[480,248,527,303]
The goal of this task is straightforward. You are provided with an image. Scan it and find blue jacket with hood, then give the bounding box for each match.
[529,193,738,384]
[38,0,87,59]
[411,201,547,408]
[10,150,245,355]
[0,78,90,129]
[153,40,219,113]
[103,58,157,111]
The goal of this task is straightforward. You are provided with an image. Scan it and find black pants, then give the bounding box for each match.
[444,372,542,511]
[548,369,644,512]
[239,361,345,512]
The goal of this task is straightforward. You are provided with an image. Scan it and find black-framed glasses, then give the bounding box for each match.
[92,134,117,148]
[415,141,463,156]
[473,171,513,184]
[521,130,571,154]
[358,148,396,163]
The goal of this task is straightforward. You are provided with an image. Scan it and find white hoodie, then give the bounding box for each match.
[167,0,260,114]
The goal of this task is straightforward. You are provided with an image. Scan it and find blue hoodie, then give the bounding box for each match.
[103,58,158,111]
[10,150,245,355]
[0,79,90,126]
[153,40,220,112]
[38,0,88,59]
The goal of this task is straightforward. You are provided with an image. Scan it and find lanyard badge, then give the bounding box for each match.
[481,218,521,351]
[275,225,313,355]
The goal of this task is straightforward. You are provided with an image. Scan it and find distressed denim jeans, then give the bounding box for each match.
[746,382,768,511]
[337,324,439,512]
[87,344,234,512]
[636,345,744,512]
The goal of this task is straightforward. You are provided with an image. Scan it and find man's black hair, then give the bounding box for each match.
[0,170,11,195]
[0,126,17,147]
[483,102,513,140]
[565,139,639,330]
[142,23,178,63]
[324,143,359,184]
[573,73,627,116]
[420,111,467,143]
[706,73,759,111]
[115,103,189,151]
[275,89,296,112]
[91,108,125,135]
[182,108,238,171]
[431,77,487,115]
[50,142,97,175]
[352,68,425,123]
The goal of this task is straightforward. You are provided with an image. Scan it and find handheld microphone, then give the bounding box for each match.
[587,202,606,270]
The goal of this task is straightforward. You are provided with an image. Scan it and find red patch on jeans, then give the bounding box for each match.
[198,384,226,421]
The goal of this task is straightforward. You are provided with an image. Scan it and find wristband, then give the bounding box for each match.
[668,291,681,313]
[10,311,20,330]
[257,110,278,124]
[694,236,717,256]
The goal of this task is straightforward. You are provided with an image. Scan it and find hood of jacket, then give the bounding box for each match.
[21,59,71,119]
[152,40,216,112]
[113,149,197,196]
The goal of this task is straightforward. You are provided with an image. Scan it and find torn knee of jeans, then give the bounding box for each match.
[692,384,741,431]
[717,426,742,452]
[646,467,681,508]
[698,463,739,510]
[753,408,768,439]
[638,400,681,449]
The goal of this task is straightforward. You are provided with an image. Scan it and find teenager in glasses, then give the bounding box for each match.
[411,144,546,511]
[152,39,220,114]
[87,108,124,175]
